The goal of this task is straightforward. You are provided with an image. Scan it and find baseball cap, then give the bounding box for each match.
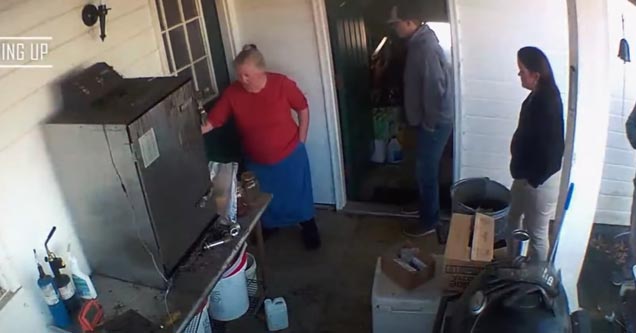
[387,5,401,24]
[387,2,424,24]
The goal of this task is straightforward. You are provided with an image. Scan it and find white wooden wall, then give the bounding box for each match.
[454,0,570,191]
[595,0,636,226]
[0,1,165,331]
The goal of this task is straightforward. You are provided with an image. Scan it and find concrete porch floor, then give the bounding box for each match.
[219,211,621,333]
[225,209,443,333]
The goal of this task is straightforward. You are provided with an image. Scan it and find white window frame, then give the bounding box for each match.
[151,0,219,102]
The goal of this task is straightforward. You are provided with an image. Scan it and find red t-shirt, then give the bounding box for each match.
[208,73,309,164]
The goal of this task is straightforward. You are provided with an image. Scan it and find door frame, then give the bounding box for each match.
[311,0,463,206]
[214,0,347,209]
[447,0,462,182]
[310,0,347,209]
[213,0,463,210]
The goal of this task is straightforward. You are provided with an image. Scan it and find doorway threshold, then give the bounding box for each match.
[342,201,418,219]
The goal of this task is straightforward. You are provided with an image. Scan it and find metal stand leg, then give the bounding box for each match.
[254,219,268,293]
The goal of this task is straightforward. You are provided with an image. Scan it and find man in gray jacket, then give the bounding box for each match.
[388,2,454,237]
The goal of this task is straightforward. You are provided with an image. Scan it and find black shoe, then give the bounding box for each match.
[300,219,322,250]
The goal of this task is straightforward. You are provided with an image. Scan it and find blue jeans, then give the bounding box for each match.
[416,123,452,228]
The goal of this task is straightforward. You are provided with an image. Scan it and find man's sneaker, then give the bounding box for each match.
[402,223,437,238]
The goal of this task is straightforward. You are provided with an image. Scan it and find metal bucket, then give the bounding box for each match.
[450,177,511,241]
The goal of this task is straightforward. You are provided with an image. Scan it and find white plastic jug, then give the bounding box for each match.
[386,137,403,164]
[371,139,387,163]
[264,297,289,331]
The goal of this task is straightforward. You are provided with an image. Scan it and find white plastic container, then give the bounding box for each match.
[184,300,212,333]
[372,257,441,333]
[386,137,403,164]
[264,297,289,331]
[209,252,249,321]
[245,253,258,297]
[67,246,97,299]
[371,139,387,163]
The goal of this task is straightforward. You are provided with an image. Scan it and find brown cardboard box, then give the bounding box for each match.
[442,213,495,293]
[381,243,436,290]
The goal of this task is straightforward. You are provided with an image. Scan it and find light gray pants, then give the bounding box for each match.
[507,178,557,261]
[630,179,636,262]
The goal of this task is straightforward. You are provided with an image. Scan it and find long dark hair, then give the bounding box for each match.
[517,46,559,94]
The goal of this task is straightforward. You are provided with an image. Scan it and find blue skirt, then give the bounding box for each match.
[247,143,315,228]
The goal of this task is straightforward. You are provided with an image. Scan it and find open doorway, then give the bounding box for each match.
[325,0,455,216]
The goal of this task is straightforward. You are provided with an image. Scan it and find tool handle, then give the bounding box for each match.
[203,236,232,250]
[44,226,57,254]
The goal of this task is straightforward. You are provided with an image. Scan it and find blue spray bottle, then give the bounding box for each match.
[34,249,71,328]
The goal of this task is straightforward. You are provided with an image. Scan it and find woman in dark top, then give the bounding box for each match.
[507,46,565,261]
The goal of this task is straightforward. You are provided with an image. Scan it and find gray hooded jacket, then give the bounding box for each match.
[403,25,453,129]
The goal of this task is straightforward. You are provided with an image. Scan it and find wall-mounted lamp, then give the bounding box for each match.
[82,1,111,41]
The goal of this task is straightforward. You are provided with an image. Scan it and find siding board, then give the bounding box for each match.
[0,3,161,150]
[595,0,636,225]
[455,0,569,192]
[0,1,167,331]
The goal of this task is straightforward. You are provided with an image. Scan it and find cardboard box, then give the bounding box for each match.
[442,213,495,293]
[381,243,436,290]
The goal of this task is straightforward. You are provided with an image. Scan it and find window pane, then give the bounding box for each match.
[162,33,174,73]
[162,0,182,28]
[178,65,193,78]
[181,0,198,21]
[155,0,165,30]
[187,20,205,61]
[194,59,214,98]
[169,26,189,70]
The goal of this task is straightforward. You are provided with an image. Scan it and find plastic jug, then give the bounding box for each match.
[386,136,403,164]
[264,297,289,331]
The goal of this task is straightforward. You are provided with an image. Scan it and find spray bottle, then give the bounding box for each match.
[35,249,71,328]
[45,227,80,314]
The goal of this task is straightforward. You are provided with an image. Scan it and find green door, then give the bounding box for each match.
[325,0,374,201]
[201,0,242,163]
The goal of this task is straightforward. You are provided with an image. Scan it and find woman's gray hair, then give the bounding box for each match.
[234,44,266,69]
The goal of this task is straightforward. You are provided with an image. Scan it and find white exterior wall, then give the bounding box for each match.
[595,0,636,226]
[0,1,165,331]
[454,0,570,191]
[217,0,341,206]
[555,0,611,311]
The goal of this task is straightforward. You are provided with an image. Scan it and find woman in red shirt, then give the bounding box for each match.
[201,44,320,249]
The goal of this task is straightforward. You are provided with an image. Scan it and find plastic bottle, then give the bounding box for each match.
[68,245,97,300]
[386,136,403,164]
[264,297,289,331]
[35,249,71,328]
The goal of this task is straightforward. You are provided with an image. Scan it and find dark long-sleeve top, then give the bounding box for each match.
[510,87,565,188]
[626,103,636,150]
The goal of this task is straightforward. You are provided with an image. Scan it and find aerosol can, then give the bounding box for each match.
[34,249,71,328]
[44,227,81,314]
